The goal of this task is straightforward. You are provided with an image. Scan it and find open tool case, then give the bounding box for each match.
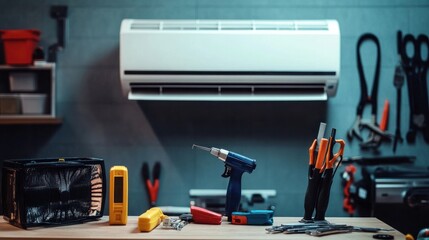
[1,157,106,229]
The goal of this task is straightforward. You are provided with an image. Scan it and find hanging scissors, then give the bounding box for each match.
[399,33,429,143]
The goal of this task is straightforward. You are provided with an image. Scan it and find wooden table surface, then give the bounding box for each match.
[0,216,404,240]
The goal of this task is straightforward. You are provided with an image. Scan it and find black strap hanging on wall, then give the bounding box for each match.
[48,5,68,63]
[348,33,393,149]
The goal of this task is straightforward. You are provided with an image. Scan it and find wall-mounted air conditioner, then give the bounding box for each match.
[120,19,340,101]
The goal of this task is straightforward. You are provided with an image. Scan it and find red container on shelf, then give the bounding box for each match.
[0,29,40,65]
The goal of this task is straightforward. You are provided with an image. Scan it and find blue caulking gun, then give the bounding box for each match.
[192,144,257,221]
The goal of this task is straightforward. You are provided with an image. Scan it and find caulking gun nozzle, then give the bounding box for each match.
[192,144,211,152]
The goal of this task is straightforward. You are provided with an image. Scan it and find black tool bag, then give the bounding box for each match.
[1,157,106,229]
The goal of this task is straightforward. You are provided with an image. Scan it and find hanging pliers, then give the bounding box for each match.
[347,33,392,145]
[142,162,161,207]
[360,100,392,149]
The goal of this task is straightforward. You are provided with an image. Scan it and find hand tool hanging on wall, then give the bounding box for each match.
[360,100,390,149]
[347,33,393,149]
[342,155,416,165]
[302,124,345,223]
[142,162,161,207]
[398,31,429,143]
[393,32,405,152]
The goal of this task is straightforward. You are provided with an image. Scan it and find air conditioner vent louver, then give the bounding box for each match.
[128,83,327,101]
[130,23,160,30]
[130,20,330,31]
[220,22,253,30]
[254,23,293,30]
[296,22,329,30]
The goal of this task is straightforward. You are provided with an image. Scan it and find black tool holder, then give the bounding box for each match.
[48,5,68,63]
[302,128,344,223]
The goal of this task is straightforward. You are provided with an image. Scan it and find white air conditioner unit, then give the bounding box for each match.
[120,19,340,101]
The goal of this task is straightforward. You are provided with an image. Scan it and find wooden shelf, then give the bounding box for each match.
[0,116,62,125]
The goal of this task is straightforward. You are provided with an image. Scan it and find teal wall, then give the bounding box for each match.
[1,0,428,226]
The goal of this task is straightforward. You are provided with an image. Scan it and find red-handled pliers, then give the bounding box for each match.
[142,162,161,207]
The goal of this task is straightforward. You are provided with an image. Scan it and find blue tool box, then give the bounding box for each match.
[231,210,274,225]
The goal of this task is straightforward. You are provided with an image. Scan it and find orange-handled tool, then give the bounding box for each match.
[321,139,346,172]
[379,100,389,131]
[315,138,329,171]
[302,138,328,222]
[308,139,317,166]
[315,129,346,221]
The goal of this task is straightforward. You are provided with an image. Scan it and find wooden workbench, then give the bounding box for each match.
[0,216,404,240]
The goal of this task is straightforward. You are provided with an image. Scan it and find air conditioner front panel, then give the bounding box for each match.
[121,32,339,73]
[119,19,340,101]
